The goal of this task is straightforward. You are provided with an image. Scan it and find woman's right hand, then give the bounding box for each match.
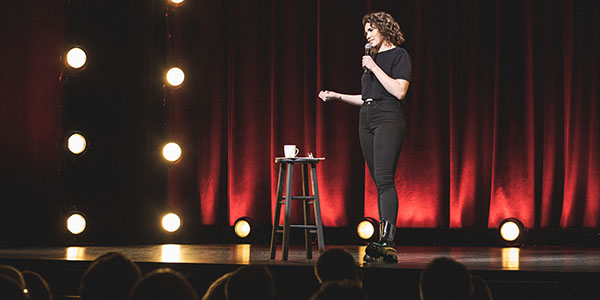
[318,90,339,102]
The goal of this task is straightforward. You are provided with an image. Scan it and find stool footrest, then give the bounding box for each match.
[279,200,315,205]
[281,196,315,200]
[275,225,318,231]
[290,225,318,229]
[275,229,317,234]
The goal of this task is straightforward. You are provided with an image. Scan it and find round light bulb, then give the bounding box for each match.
[234,220,251,238]
[67,214,87,235]
[357,220,375,240]
[162,142,182,162]
[66,47,87,69]
[500,221,521,242]
[166,67,185,87]
[162,213,181,232]
[68,133,87,154]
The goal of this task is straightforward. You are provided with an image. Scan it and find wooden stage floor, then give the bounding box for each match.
[1,244,600,299]
[1,244,600,272]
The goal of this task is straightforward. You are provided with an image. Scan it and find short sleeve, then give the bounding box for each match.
[391,48,412,82]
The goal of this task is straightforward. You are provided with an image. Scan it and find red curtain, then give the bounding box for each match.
[165,0,600,229]
[0,2,65,239]
[2,1,599,234]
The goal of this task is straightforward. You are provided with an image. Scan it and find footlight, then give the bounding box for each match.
[234,217,255,241]
[67,213,87,235]
[162,213,182,233]
[357,217,379,242]
[499,218,526,246]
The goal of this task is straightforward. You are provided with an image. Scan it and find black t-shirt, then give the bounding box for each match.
[361,47,411,100]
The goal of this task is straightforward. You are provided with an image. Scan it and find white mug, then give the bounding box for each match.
[284,145,299,158]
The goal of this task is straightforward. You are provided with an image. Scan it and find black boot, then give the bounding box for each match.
[363,219,397,263]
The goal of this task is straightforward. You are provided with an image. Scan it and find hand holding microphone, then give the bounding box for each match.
[363,43,372,73]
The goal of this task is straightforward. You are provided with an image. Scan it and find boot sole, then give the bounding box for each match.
[365,243,398,263]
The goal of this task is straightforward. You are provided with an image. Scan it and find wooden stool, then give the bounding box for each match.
[269,157,325,260]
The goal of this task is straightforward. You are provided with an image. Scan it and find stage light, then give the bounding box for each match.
[168,0,185,6]
[162,142,182,162]
[67,213,87,235]
[65,47,87,69]
[165,67,185,87]
[162,213,181,232]
[357,217,379,241]
[499,218,526,245]
[67,133,87,155]
[234,217,253,239]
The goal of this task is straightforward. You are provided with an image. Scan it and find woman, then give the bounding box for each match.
[318,12,411,263]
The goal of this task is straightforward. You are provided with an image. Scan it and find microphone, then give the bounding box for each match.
[364,43,372,74]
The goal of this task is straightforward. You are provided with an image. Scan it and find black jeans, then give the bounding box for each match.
[359,99,407,226]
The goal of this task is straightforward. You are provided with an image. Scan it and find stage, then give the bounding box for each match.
[1,244,599,299]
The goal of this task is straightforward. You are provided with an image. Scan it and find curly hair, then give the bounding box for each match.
[362,12,405,46]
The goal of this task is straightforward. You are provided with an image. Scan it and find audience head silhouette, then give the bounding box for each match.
[202,272,232,300]
[314,248,361,284]
[22,270,52,300]
[80,252,141,300]
[470,275,493,300]
[0,265,26,290]
[130,268,199,300]
[225,265,278,300]
[310,279,368,300]
[0,273,28,300]
[419,257,473,300]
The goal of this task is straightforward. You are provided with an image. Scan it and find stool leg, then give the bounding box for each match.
[310,163,325,253]
[302,164,312,259]
[270,163,286,259]
[282,163,294,260]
